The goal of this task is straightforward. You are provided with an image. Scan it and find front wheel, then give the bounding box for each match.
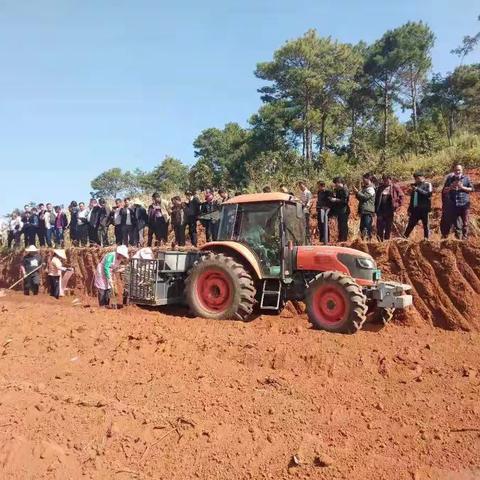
[185,253,256,321]
[305,271,368,334]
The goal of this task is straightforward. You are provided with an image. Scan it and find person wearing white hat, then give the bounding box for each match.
[94,245,129,307]
[47,249,70,299]
[20,245,43,296]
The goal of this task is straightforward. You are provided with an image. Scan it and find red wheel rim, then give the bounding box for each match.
[311,284,347,324]
[196,269,232,313]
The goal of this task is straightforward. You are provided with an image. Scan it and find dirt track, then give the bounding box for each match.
[0,293,479,480]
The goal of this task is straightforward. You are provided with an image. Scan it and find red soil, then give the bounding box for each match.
[0,293,479,479]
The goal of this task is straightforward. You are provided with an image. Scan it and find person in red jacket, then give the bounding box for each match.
[375,175,404,241]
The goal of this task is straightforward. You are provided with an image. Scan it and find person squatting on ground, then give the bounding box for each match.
[148,192,171,246]
[329,177,350,242]
[94,245,129,307]
[21,245,43,296]
[441,164,473,240]
[316,181,331,244]
[404,172,433,239]
[375,175,404,241]
[47,249,70,299]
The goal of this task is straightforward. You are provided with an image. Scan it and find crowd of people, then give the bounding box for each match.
[4,163,475,251]
[303,163,473,243]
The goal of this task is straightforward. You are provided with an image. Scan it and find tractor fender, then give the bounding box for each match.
[200,241,263,280]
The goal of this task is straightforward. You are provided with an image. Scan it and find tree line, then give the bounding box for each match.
[91,17,480,199]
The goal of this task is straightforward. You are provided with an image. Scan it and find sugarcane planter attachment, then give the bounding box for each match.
[126,193,412,333]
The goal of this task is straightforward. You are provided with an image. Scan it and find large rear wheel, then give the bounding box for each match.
[185,253,256,321]
[306,271,367,334]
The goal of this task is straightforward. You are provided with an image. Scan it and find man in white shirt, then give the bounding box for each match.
[8,212,23,249]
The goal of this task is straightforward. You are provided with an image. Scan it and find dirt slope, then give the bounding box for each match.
[2,239,480,332]
[0,293,479,480]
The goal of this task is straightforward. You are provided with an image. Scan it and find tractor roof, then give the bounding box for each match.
[224,192,298,204]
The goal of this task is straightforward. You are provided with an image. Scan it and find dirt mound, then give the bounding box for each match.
[2,239,480,332]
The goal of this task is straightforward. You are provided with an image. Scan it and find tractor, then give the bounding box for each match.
[127,192,412,333]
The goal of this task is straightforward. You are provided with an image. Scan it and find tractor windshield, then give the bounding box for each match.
[217,202,281,276]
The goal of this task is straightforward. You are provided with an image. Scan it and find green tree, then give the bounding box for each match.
[395,22,435,131]
[192,123,250,188]
[451,15,480,63]
[91,168,132,198]
[142,156,190,194]
[255,30,362,163]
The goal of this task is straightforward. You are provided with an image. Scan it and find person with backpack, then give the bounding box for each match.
[404,172,433,239]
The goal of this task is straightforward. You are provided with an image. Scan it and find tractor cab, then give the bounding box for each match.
[214,193,305,278]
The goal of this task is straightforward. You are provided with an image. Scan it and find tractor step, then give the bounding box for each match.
[260,279,282,310]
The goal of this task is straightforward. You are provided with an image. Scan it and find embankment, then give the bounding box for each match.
[1,240,480,331]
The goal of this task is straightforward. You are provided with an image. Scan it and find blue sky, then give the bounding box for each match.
[0,0,478,216]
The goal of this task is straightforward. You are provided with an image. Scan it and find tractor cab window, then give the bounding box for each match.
[236,203,281,276]
[217,204,237,240]
[283,203,306,245]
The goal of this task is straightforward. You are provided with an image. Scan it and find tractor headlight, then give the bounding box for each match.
[356,258,376,269]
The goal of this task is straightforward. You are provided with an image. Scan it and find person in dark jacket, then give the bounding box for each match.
[68,201,79,246]
[316,181,332,244]
[110,198,123,245]
[442,164,474,239]
[184,191,201,247]
[119,197,137,246]
[171,196,186,247]
[22,207,39,247]
[97,198,111,247]
[328,177,350,242]
[375,175,404,241]
[200,193,220,242]
[53,206,69,247]
[132,202,148,246]
[21,245,43,296]
[147,193,171,246]
[88,199,101,245]
[404,172,433,239]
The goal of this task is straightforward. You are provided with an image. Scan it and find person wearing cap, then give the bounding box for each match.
[47,249,70,299]
[20,246,43,296]
[147,192,171,247]
[404,172,433,239]
[94,245,129,307]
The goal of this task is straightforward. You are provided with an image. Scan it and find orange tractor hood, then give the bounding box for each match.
[295,245,373,278]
